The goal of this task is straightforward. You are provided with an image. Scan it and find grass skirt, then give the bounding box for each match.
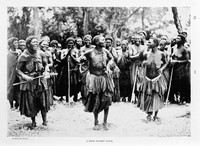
[137,73,167,113]
[83,72,114,113]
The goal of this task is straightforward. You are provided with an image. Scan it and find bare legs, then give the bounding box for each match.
[147,112,153,121]
[93,107,109,130]
[146,111,159,121]
[153,111,159,121]
[30,108,47,129]
[41,108,47,126]
[31,117,36,127]
[93,112,99,130]
[102,108,109,130]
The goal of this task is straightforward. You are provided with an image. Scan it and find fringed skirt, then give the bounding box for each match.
[137,74,167,113]
[83,72,114,114]
[20,79,49,117]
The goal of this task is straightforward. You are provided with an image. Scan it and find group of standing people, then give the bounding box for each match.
[7,30,190,130]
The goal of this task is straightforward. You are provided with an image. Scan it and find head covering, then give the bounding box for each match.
[39,39,49,45]
[92,35,101,45]
[159,40,166,45]
[50,40,59,47]
[105,35,113,42]
[41,36,50,43]
[116,38,121,42]
[121,40,128,45]
[8,37,18,47]
[18,39,26,45]
[138,30,147,38]
[76,37,82,41]
[66,37,75,45]
[178,33,186,44]
[161,35,168,41]
[26,36,38,47]
[134,33,142,39]
[181,31,187,38]
[83,35,92,41]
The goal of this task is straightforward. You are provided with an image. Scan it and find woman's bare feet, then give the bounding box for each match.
[93,125,100,130]
[102,123,108,130]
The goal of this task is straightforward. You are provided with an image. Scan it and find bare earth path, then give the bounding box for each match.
[7,101,190,137]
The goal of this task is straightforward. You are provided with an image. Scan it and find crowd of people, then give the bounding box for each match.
[7,30,191,130]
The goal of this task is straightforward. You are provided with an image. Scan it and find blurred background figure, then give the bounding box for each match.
[7,37,21,110]
[18,39,26,52]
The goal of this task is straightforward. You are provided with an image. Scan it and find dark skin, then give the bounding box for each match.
[83,37,113,76]
[105,39,118,62]
[10,40,19,52]
[19,42,26,52]
[171,36,190,64]
[158,40,171,64]
[81,36,113,130]
[128,36,144,61]
[76,38,83,50]
[16,38,48,127]
[8,40,21,109]
[143,38,168,121]
[40,40,53,70]
[79,39,93,74]
[69,41,80,102]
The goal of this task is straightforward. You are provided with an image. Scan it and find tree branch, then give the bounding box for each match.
[127,7,141,20]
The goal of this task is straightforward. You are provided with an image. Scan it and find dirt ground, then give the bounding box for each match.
[7,97,190,137]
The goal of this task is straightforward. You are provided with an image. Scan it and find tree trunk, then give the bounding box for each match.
[32,7,42,39]
[21,7,31,39]
[83,8,89,35]
[141,8,145,29]
[172,7,182,34]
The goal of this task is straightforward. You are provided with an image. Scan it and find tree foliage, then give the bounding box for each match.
[7,7,190,45]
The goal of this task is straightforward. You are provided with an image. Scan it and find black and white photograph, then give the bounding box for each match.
[1,0,200,146]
